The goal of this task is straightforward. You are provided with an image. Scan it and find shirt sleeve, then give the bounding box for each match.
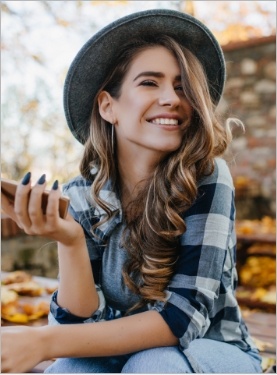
[154,159,236,349]
[48,286,106,325]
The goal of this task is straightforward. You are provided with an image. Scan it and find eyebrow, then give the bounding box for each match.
[133,71,181,82]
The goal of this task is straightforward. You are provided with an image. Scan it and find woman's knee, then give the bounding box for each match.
[121,346,193,374]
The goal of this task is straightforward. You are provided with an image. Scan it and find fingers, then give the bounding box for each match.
[14,172,33,229]
[28,174,47,230]
[14,173,62,235]
[45,180,61,227]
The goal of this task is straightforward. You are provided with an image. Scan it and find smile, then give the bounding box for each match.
[148,118,180,126]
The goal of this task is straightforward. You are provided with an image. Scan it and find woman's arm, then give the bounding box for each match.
[1,174,99,317]
[56,240,99,317]
[46,310,178,358]
[1,310,178,373]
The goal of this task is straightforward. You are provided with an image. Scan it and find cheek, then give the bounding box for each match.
[118,95,150,121]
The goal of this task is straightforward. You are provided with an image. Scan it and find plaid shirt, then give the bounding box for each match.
[49,158,257,359]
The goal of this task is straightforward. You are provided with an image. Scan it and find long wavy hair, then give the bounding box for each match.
[80,35,233,311]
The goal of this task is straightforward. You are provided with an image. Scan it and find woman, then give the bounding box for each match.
[1,9,262,373]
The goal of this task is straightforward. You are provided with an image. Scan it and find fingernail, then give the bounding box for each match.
[22,172,31,185]
[37,174,46,185]
[52,180,59,190]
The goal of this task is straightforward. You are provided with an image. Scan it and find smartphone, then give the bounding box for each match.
[1,178,70,219]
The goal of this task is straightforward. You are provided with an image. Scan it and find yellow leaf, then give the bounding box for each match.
[1,313,29,324]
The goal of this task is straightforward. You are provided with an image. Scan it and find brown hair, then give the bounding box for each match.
[80,35,233,311]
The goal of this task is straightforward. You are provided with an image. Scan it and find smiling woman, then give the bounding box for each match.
[1,9,262,374]
[98,45,193,159]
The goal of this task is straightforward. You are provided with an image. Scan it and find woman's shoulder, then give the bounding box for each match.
[198,158,234,189]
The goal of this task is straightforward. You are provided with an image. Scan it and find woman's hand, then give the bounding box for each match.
[2,172,99,317]
[1,172,84,247]
[1,326,46,373]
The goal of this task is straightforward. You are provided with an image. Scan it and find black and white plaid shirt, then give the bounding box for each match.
[49,158,258,357]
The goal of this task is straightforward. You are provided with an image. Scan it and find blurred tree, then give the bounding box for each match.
[1,1,90,183]
[188,1,276,45]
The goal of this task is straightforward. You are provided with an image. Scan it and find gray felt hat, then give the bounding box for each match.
[64,9,226,144]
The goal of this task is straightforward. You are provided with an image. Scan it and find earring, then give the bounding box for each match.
[111,125,114,154]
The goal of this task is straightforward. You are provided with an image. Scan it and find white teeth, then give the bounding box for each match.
[150,118,179,125]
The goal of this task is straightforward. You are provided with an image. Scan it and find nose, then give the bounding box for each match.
[158,85,181,107]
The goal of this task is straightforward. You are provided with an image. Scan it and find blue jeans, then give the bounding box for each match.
[45,338,262,373]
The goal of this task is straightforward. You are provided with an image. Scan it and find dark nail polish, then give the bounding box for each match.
[37,174,46,185]
[22,172,31,185]
[52,180,59,190]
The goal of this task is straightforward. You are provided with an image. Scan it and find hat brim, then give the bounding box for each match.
[64,9,225,144]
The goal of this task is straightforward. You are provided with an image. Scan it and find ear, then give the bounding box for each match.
[98,91,116,124]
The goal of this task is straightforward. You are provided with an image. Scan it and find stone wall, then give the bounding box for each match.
[220,36,276,219]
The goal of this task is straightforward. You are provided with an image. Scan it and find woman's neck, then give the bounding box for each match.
[117,148,163,206]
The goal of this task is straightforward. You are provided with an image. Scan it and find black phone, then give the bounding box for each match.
[1,178,70,219]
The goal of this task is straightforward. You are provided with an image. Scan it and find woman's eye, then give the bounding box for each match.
[140,80,157,87]
[175,85,183,91]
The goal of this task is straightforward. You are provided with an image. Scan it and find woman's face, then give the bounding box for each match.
[106,46,193,159]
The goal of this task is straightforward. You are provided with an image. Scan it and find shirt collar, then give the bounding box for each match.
[92,178,123,241]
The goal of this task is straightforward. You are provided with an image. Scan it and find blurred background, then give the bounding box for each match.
[1,2,276,367]
[1,1,276,191]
